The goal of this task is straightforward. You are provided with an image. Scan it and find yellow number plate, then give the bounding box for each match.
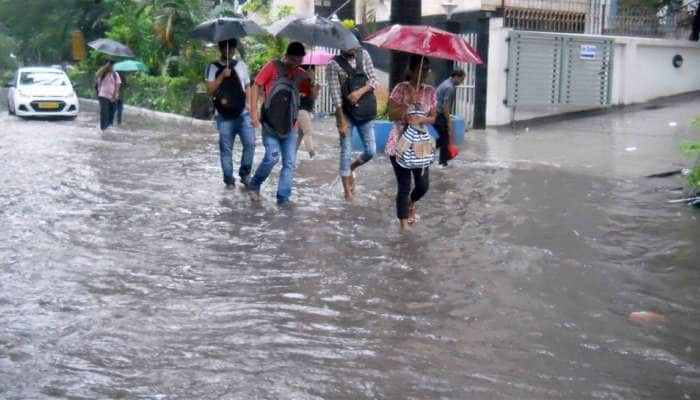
[38,102,59,109]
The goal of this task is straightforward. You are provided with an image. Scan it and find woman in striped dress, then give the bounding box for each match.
[386,55,437,232]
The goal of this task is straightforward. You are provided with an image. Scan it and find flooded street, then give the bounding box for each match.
[1,95,699,399]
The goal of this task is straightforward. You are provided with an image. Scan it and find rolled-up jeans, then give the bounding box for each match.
[216,112,256,185]
[339,115,375,177]
[249,128,297,204]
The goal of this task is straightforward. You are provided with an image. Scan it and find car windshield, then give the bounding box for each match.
[19,71,69,87]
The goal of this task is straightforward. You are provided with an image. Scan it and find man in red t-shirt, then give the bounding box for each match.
[248,42,308,205]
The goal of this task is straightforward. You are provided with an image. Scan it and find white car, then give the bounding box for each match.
[6,67,79,118]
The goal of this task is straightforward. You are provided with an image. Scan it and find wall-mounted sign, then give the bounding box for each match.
[580,44,597,60]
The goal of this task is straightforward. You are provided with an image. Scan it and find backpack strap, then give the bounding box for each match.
[213,60,238,71]
[333,55,356,78]
[355,49,364,73]
[273,59,287,81]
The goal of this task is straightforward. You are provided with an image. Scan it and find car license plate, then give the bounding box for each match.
[38,102,59,109]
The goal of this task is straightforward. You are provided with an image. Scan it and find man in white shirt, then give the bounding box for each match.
[205,38,255,188]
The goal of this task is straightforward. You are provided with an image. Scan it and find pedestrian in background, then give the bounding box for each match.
[115,72,125,125]
[296,64,319,159]
[434,69,465,167]
[95,60,120,130]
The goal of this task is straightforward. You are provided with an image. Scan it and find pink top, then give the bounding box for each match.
[98,72,121,100]
[385,82,437,157]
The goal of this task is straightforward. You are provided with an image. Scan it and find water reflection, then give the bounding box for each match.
[0,99,698,399]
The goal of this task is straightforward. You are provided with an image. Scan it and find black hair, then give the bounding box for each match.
[218,38,238,51]
[286,41,306,57]
[450,69,466,78]
[408,54,430,71]
[405,55,430,81]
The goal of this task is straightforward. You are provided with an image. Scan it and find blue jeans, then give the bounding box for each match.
[216,113,256,185]
[249,128,297,204]
[339,116,375,177]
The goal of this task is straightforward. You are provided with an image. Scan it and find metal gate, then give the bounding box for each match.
[313,46,340,115]
[453,32,478,128]
[506,31,613,107]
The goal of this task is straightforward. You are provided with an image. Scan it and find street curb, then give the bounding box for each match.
[502,90,700,129]
[80,98,215,127]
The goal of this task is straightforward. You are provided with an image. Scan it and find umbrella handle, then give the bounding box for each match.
[416,56,424,91]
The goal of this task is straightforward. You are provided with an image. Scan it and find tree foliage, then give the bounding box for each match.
[242,0,293,77]
[684,118,700,189]
[0,32,17,71]
[0,0,111,64]
[1,0,297,116]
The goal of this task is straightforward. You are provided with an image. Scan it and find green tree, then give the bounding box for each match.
[0,0,112,64]
[684,118,700,190]
[242,0,293,77]
[0,32,17,71]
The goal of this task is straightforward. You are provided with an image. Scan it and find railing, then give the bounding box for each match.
[453,33,478,129]
[605,1,699,39]
[500,0,698,39]
[504,7,587,33]
[311,46,340,116]
[500,0,596,34]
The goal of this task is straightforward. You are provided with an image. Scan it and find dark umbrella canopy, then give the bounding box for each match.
[191,17,265,42]
[266,15,360,51]
[87,38,135,57]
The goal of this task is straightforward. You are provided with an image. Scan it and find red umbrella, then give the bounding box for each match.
[363,24,483,64]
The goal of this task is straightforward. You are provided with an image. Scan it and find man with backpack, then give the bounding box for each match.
[327,44,378,201]
[205,38,255,188]
[248,42,309,205]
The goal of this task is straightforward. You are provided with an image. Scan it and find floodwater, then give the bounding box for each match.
[1,96,699,399]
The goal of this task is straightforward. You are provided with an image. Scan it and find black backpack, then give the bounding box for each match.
[212,60,246,118]
[334,51,377,124]
[261,60,302,139]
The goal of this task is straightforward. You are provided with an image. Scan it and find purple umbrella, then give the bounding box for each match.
[302,50,335,66]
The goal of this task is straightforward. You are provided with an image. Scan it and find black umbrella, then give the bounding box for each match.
[191,17,265,42]
[87,38,135,57]
[266,15,360,51]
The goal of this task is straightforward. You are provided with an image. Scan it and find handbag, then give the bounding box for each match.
[396,110,435,170]
[447,144,459,160]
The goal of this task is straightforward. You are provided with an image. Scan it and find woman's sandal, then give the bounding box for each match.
[407,206,418,225]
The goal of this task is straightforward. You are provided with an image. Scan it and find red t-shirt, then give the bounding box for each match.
[254,60,310,98]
